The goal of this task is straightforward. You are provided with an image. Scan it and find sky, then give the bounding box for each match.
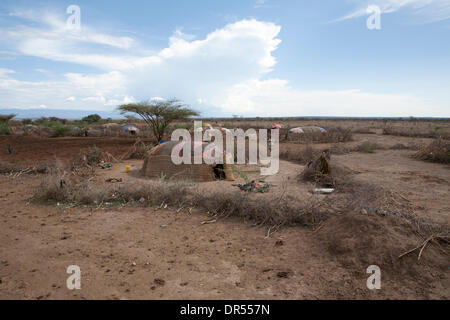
[0,0,449,118]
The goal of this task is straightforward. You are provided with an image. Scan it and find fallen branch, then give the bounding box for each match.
[201,219,217,225]
[399,234,449,260]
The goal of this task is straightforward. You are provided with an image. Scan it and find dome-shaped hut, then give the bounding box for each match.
[142,141,233,182]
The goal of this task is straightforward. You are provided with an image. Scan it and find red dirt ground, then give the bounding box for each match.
[0,136,153,167]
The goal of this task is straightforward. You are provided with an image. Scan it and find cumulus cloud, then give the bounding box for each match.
[0,10,448,117]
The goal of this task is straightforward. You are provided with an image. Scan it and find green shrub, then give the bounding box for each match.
[0,122,12,135]
[356,141,379,153]
[82,114,102,123]
[41,121,70,137]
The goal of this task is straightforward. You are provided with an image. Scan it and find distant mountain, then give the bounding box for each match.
[0,108,124,120]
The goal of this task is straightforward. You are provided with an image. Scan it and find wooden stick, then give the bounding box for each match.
[418,236,433,260]
[201,219,216,225]
[399,237,431,259]
[398,235,448,260]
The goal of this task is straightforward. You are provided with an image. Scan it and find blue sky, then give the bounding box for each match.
[0,0,449,117]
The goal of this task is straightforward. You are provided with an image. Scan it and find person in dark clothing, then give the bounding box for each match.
[8,145,13,154]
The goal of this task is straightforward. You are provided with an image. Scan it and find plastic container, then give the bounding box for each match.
[313,188,334,194]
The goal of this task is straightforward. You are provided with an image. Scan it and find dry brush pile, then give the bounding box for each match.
[414,138,450,164]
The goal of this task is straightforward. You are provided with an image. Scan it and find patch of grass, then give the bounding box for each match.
[356,141,379,153]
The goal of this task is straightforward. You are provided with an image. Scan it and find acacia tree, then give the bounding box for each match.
[0,114,15,135]
[0,114,15,123]
[118,98,199,142]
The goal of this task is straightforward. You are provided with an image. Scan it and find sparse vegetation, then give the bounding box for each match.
[287,127,353,144]
[383,126,450,140]
[414,138,450,164]
[0,122,12,135]
[280,144,319,164]
[0,113,15,135]
[356,141,380,153]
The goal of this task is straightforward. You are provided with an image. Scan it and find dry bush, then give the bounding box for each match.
[288,127,353,144]
[330,143,352,155]
[33,176,337,228]
[192,191,332,228]
[0,162,48,174]
[390,143,418,150]
[120,141,151,160]
[414,138,450,164]
[383,126,450,140]
[299,150,358,189]
[34,177,191,208]
[33,174,73,203]
[71,146,119,174]
[355,141,381,153]
[112,182,190,206]
[34,164,446,234]
[352,127,375,134]
[279,144,319,164]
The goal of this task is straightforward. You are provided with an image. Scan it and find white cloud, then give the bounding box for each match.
[0,68,15,78]
[215,79,446,117]
[335,0,450,23]
[0,12,448,117]
[0,72,132,111]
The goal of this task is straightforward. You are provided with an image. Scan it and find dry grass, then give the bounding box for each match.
[383,126,450,140]
[32,163,418,232]
[414,138,450,164]
[33,174,73,203]
[0,163,48,175]
[390,143,419,150]
[279,144,319,164]
[33,143,448,234]
[287,127,353,144]
[33,171,365,229]
[352,127,375,134]
[355,141,381,153]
